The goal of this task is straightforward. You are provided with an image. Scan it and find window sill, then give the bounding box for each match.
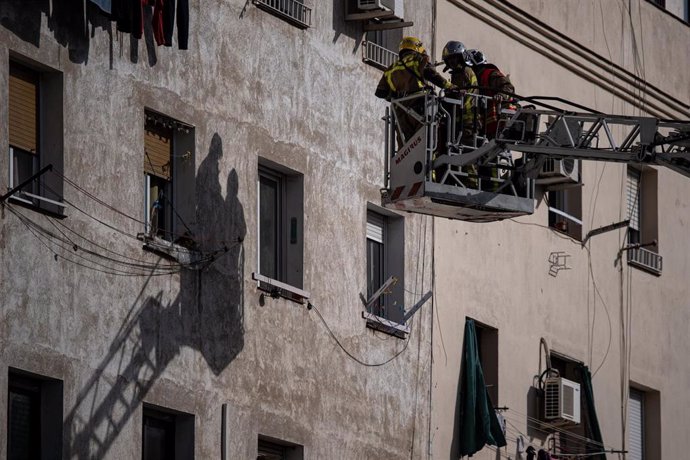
[362,311,409,339]
[6,194,67,219]
[252,272,310,304]
[139,234,202,265]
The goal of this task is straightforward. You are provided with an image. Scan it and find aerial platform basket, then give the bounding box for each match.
[381,92,534,222]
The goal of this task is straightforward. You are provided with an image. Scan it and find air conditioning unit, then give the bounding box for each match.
[544,377,581,425]
[357,0,403,16]
[536,158,580,185]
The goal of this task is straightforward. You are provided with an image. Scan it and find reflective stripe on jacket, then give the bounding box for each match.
[376,52,452,100]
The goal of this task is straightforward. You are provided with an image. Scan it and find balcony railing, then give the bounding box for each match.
[363,41,397,70]
[627,246,663,275]
[253,0,311,28]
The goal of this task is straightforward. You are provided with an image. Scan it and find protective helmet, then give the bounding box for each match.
[399,36,425,54]
[467,49,487,66]
[442,41,468,63]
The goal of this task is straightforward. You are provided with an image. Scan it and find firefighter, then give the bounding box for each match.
[467,49,515,139]
[467,49,516,191]
[441,40,479,143]
[438,40,479,186]
[376,36,457,146]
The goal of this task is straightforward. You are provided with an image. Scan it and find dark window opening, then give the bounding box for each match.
[143,110,195,244]
[548,188,582,240]
[142,404,194,460]
[7,368,63,460]
[257,436,303,460]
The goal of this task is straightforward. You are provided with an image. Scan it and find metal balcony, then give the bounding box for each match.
[363,41,397,70]
[253,0,311,28]
[627,246,663,275]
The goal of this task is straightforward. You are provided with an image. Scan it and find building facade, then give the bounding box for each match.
[0,1,434,458]
[2,0,690,459]
[431,0,690,459]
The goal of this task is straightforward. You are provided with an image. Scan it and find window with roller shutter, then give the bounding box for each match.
[7,59,64,215]
[143,110,195,244]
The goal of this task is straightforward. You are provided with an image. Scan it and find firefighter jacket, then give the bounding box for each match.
[449,66,478,126]
[375,51,453,100]
[475,64,515,134]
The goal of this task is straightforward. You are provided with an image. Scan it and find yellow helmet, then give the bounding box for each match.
[399,36,425,54]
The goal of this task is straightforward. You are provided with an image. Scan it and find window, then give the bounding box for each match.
[143,110,195,243]
[365,208,404,323]
[7,368,63,460]
[548,188,582,240]
[257,436,303,460]
[627,167,642,245]
[8,59,64,215]
[626,167,661,274]
[547,354,595,455]
[473,320,499,405]
[628,386,661,460]
[252,0,312,28]
[257,160,304,289]
[363,29,402,70]
[142,404,194,460]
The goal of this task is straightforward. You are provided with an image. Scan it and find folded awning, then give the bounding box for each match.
[577,364,606,460]
[459,319,507,457]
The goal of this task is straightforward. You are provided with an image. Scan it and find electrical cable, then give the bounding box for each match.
[501,410,612,452]
[53,169,245,247]
[6,203,231,276]
[308,301,410,367]
[585,242,613,378]
[7,205,182,277]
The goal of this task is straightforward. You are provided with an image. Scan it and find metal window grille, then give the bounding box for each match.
[363,40,397,70]
[627,247,663,275]
[253,0,311,28]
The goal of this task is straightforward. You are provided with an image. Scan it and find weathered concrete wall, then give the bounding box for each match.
[433,0,690,458]
[0,1,435,458]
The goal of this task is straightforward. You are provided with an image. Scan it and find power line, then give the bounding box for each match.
[308,301,410,367]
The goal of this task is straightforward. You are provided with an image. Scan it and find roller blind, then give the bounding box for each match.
[627,168,641,231]
[144,121,172,180]
[366,211,385,243]
[9,65,38,154]
[628,388,644,460]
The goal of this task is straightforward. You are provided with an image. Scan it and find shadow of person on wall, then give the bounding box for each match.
[64,133,246,458]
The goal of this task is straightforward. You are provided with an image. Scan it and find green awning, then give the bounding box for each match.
[459,319,507,457]
[577,364,606,460]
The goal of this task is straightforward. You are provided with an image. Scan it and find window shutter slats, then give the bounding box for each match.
[628,389,644,460]
[627,169,641,231]
[366,211,385,243]
[9,70,38,154]
[144,124,172,180]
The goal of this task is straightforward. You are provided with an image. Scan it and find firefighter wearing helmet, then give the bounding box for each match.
[466,49,516,139]
[441,40,479,133]
[376,36,458,146]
